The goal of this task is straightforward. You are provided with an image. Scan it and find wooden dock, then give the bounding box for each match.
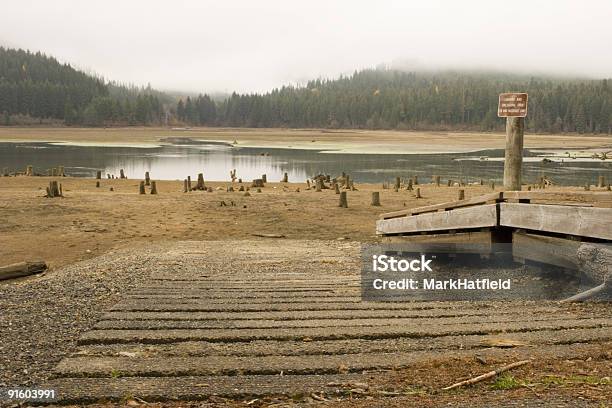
[378,191,612,283]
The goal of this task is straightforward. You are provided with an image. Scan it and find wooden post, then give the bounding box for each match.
[96,170,102,180]
[584,183,590,191]
[345,174,350,189]
[412,175,418,185]
[183,179,188,193]
[503,117,524,190]
[145,172,151,186]
[415,187,421,198]
[490,181,495,190]
[57,166,65,177]
[120,169,126,179]
[107,173,111,179]
[95,181,100,188]
[315,179,322,192]
[447,179,452,187]
[139,181,146,194]
[187,176,192,191]
[433,175,440,187]
[457,189,465,200]
[282,172,288,183]
[334,182,340,194]
[197,173,205,190]
[338,191,348,208]
[371,192,381,206]
[262,174,267,183]
[394,177,401,190]
[150,181,158,194]
[406,178,413,191]
[26,165,33,176]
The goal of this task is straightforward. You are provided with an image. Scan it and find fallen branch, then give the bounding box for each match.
[560,280,611,303]
[251,233,286,238]
[442,360,530,391]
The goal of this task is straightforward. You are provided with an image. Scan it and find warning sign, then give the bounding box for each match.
[498,93,528,117]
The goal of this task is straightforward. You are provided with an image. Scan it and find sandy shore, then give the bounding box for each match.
[0,176,599,271]
[1,127,611,154]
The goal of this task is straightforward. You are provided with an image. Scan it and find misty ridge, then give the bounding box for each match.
[0,46,610,134]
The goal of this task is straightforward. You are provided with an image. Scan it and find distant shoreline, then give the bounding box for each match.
[0,126,610,155]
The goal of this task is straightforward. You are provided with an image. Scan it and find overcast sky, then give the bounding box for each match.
[1,0,611,93]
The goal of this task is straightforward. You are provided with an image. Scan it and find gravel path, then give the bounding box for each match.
[0,243,168,390]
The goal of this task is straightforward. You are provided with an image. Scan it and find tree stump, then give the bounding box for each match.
[187,176,192,191]
[598,176,606,188]
[107,174,111,179]
[51,168,57,176]
[334,182,340,194]
[458,189,465,200]
[306,179,311,189]
[490,181,495,190]
[26,165,33,176]
[394,177,401,190]
[415,187,421,199]
[120,169,126,179]
[345,174,350,189]
[196,173,205,190]
[338,191,348,208]
[139,181,146,194]
[433,175,440,186]
[282,172,288,183]
[262,174,267,183]
[150,181,158,194]
[584,183,590,191]
[46,181,62,198]
[96,170,102,179]
[407,178,413,191]
[145,171,151,186]
[252,179,264,188]
[315,179,322,192]
[371,192,381,206]
[57,166,65,177]
[96,181,100,188]
[447,179,452,187]
[183,179,188,193]
[412,175,418,185]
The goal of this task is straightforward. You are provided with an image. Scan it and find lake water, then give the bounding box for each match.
[1,140,611,186]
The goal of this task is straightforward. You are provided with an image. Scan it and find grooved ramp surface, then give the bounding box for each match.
[46,240,612,405]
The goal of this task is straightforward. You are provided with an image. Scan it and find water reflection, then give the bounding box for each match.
[1,142,610,186]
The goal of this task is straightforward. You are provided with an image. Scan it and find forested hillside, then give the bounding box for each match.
[0,47,167,126]
[179,70,612,134]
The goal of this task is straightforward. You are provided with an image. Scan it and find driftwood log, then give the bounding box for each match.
[0,261,47,281]
[442,360,530,391]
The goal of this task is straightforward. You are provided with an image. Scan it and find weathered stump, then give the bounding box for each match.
[394,177,401,190]
[371,192,381,206]
[96,171,102,179]
[415,187,421,199]
[252,179,264,188]
[584,183,590,191]
[406,178,413,191]
[457,189,465,200]
[96,181,100,188]
[145,172,151,186]
[282,172,288,183]
[26,165,33,176]
[490,181,495,190]
[315,179,322,192]
[334,182,340,194]
[447,179,452,187]
[107,174,111,179]
[338,191,348,208]
[57,166,65,177]
[262,174,267,183]
[150,181,158,195]
[120,169,126,179]
[433,175,440,186]
[598,176,606,188]
[183,179,188,193]
[46,181,62,198]
[187,176,192,191]
[412,175,418,185]
[139,181,146,194]
[196,173,205,190]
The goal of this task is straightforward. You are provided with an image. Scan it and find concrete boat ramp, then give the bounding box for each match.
[42,240,611,405]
